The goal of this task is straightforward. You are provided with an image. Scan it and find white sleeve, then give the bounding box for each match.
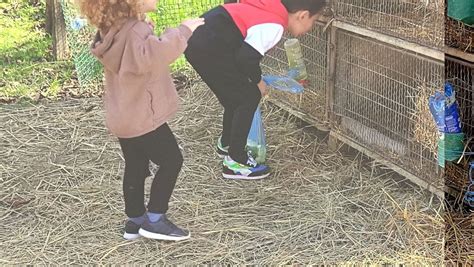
[244,23,284,56]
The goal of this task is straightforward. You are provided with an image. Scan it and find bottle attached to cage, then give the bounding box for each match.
[284,38,308,84]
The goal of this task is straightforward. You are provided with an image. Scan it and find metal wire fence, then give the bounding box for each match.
[332,0,444,48]
[61,0,102,88]
[331,29,444,190]
[445,57,474,190]
[263,24,329,124]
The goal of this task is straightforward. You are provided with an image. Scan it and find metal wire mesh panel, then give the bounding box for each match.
[445,57,474,190]
[332,29,444,188]
[332,0,444,47]
[446,16,474,54]
[262,25,328,122]
[61,0,103,87]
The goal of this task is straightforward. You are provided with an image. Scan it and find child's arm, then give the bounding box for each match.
[134,25,191,71]
[127,19,204,73]
[235,24,284,84]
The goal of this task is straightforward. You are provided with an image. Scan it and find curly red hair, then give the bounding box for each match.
[74,0,146,33]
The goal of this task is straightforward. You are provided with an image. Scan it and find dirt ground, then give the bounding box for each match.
[0,82,447,264]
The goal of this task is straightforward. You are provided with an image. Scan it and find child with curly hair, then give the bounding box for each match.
[75,0,204,241]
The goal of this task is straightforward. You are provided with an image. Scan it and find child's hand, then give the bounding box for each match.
[182,18,205,32]
[257,79,268,97]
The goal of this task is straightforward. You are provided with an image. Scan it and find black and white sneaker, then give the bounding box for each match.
[123,220,141,240]
[138,215,190,241]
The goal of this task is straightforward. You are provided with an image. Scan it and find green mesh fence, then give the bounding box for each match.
[61,0,222,88]
[149,0,223,69]
[61,0,103,88]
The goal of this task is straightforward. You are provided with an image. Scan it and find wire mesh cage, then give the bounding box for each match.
[332,0,444,48]
[262,24,329,123]
[445,57,474,190]
[446,16,474,54]
[331,29,444,189]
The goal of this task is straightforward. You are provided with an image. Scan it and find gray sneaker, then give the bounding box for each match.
[138,215,190,241]
[123,220,141,240]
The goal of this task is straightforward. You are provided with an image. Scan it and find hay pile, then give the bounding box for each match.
[444,210,474,264]
[0,81,455,264]
[446,17,474,54]
[411,84,439,154]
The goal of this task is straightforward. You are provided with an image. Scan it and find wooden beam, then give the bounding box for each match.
[445,48,474,63]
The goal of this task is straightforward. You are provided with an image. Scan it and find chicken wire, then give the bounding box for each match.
[331,0,444,48]
[331,29,444,190]
[445,57,474,191]
[262,24,328,123]
[149,0,223,69]
[61,0,104,87]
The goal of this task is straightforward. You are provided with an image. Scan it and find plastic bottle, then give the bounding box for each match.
[284,38,308,82]
[71,18,87,31]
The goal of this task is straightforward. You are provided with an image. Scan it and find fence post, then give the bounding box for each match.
[326,24,337,124]
[47,0,68,60]
[46,0,54,34]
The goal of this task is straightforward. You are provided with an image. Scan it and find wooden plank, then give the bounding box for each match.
[330,131,446,199]
[445,48,474,63]
[332,21,445,62]
[326,24,337,122]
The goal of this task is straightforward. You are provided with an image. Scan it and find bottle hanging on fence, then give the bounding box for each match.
[284,38,308,83]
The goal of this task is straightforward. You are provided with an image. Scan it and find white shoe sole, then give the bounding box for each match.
[123,232,141,240]
[222,172,270,180]
[138,228,191,241]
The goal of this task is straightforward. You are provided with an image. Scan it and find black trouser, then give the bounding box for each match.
[118,123,183,218]
[185,50,261,165]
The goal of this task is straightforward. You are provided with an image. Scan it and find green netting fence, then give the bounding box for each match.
[60,0,222,88]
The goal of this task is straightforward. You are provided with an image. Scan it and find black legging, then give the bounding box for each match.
[118,123,183,218]
[185,51,261,164]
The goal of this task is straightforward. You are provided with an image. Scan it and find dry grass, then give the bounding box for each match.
[0,81,457,264]
[411,83,439,154]
[444,209,474,265]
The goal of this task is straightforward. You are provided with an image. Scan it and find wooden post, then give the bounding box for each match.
[49,0,68,60]
[46,0,54,34]
[326,22,337,124]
